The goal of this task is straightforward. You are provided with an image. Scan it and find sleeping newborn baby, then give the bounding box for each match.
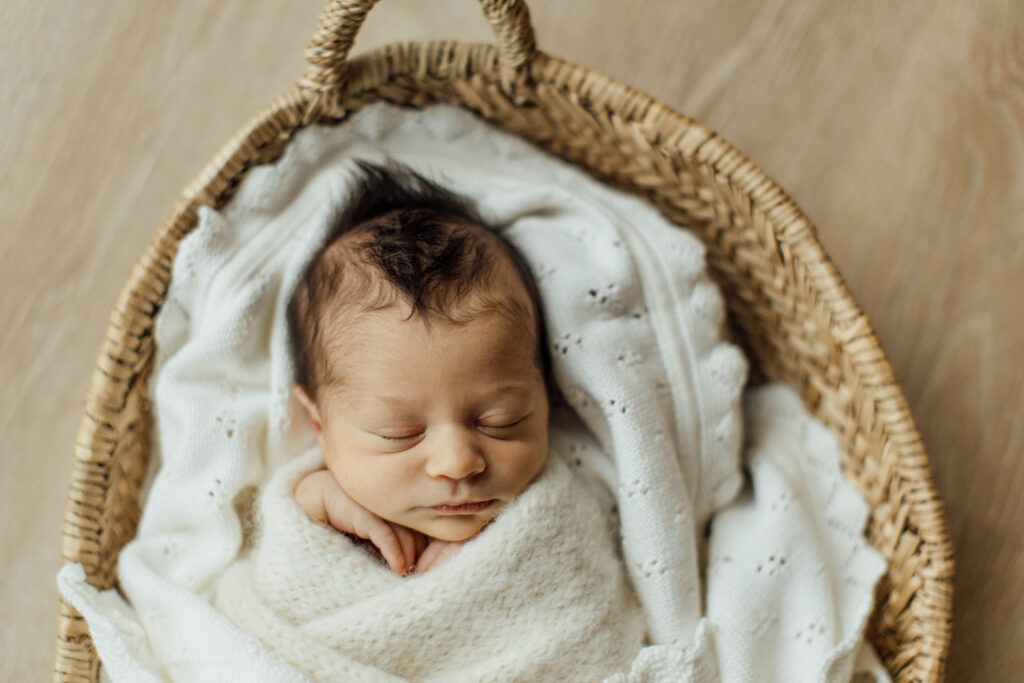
[209,159,648,681]
[287,159,551,576]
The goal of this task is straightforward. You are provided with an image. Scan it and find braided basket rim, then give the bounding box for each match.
[54,39,953,683]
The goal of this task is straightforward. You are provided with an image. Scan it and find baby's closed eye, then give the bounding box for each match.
[374,428,426,441]
[475,413,534,440]
[369,412,531,439]
[477,414,528,430]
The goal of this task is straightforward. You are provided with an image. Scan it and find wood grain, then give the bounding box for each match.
[2,1,1020,680]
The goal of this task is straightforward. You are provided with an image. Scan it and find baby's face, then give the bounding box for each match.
[298,307,549,542]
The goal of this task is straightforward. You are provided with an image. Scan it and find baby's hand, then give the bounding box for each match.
[294,469,426,575]
[413,539,466,574]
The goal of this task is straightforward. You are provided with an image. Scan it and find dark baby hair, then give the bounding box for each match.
[287,159,549,398]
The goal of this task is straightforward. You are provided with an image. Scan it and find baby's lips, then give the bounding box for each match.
[429,499,496,513]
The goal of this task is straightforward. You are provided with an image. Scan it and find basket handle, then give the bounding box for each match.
[300,0,537,102]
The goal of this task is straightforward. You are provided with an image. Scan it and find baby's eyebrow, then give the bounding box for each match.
[361,383,535,409]
[482,382,535,399]
[326,390,408,412]
[369,393,415,408]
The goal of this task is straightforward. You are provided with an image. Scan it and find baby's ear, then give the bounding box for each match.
[293,386,323,436]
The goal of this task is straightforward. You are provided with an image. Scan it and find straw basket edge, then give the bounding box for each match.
[55,41,953,683]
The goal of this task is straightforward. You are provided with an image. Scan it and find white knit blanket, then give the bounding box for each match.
[58,102,890,682]
[213,448,647,682]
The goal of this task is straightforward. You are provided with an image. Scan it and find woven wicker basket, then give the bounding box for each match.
[55,1,954,680]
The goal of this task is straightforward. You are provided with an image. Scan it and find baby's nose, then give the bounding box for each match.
[424,426,486,480]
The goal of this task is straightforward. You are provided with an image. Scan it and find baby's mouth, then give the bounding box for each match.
[430,499,496,514]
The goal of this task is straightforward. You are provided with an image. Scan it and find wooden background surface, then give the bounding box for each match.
[2,1,1021,680]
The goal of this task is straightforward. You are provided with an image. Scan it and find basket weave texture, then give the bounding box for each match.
[55,1,954,681]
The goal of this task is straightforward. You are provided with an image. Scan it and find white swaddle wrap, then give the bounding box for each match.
[58,102,890,682]
[213,447,646,682]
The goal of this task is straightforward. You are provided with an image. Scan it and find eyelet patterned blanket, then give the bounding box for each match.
[58,102,890,682]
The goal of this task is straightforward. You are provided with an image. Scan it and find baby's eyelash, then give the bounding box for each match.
[376,432,423,441]
[480,416,526,430]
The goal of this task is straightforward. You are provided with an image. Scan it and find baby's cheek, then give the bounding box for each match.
[331,463,388,512]
[502,441,547,493]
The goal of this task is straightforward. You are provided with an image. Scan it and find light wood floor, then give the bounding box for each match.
[3,1,1021,680]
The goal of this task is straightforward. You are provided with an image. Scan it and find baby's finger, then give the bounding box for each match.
[415,540,463,573]
[413,530,428,559]
[433,542,463,569]
[355,515,407,575]
[414,541,444,574]
[391,525,417,574]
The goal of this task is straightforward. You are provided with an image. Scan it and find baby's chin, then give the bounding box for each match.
[414,505,503,542]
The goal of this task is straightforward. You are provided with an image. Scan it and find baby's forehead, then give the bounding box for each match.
[323,293,537,355]
[318,305,543,403]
